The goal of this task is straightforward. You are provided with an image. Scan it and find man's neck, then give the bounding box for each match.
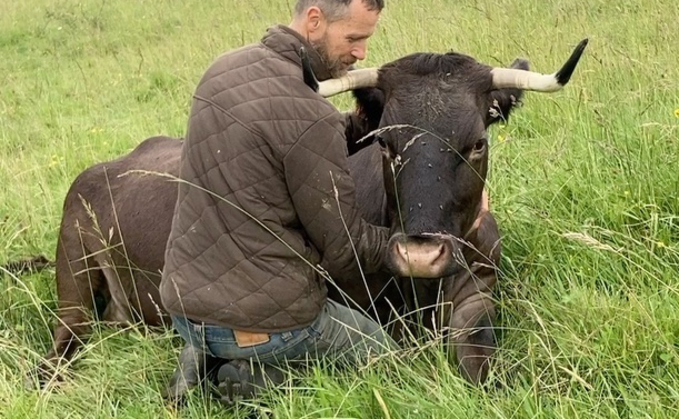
[288,19,308,39]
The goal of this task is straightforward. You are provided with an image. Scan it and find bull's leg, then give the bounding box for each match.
[27,230,105,388]
[450,295,496,386]
[448,210,500,385]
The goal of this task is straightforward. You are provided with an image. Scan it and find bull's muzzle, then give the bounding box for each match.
[387,233,459,278]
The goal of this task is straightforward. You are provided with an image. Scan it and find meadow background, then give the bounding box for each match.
[1,0,678,417]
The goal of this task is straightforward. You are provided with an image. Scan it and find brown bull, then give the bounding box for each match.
[28,39,587,387]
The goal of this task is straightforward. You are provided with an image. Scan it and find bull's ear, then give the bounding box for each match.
[345,87,385,155]
[485,58,529,126]
[353,86,385,128]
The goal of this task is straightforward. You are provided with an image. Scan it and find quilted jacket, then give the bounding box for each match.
[159,25,390,332]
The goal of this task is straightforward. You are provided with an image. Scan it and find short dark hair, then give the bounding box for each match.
[294,0,384,22]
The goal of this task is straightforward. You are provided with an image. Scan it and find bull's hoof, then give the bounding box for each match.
[23,362,63,390]
[23,372,40,391]
[454,335,496,386]
[457,352,491,386]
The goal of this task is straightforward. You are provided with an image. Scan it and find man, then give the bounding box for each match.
[159,0,396,405]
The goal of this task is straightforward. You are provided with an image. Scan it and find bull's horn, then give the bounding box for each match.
[300,46,380,97]
[491,38,589,92]
[317,68,380,97]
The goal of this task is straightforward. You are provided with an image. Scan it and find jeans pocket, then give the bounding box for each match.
[265,328,317,363]
[202,327,285,362]
[307,324,323,339]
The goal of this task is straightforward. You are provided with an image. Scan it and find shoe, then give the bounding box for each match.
[215,359,286,405]
[162,343,222,404]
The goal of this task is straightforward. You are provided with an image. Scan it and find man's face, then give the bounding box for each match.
[311,0,380,77]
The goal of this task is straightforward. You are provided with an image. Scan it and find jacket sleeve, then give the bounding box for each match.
[283,113,389,281]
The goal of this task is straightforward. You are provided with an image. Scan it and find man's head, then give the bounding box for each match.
[291,0,383,77]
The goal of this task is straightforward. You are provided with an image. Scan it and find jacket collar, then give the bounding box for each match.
[261,25,333,81]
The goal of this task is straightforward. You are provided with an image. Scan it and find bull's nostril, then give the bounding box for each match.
[396,242,409,261]
[390,237,455,278]
[395,241,446,264]
[433,243,446,263]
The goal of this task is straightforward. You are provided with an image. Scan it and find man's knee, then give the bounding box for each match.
[321,300,398,356]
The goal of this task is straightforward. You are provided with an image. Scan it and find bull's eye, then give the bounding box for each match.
[473,139,487,152]
[377,136,399,160]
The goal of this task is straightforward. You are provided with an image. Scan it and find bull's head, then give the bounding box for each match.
[306,39,588,279]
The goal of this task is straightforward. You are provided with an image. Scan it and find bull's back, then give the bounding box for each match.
[98,136,182,269]
[63,136,181,252]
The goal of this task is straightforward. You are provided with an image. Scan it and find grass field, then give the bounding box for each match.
[1,0,678,417]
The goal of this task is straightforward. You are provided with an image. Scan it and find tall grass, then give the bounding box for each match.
[1,0,678,417]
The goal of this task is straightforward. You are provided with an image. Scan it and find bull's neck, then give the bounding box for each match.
[463,191,488,239]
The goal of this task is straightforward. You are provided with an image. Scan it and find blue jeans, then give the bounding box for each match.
[172,299,398,366]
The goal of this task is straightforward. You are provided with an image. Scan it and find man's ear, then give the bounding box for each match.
[306,6,325,37]
[485,58,529,126]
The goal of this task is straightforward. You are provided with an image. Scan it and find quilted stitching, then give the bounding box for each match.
[159,26,389,332]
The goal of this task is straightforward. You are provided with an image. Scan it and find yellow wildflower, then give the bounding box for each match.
[674,108,679,118]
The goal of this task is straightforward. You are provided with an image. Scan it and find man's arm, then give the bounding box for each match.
[283,113,389,281]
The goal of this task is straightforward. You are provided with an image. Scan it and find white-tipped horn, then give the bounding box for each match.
[491,68,563,92]
[491,38,589,92]
[317,68,380,97]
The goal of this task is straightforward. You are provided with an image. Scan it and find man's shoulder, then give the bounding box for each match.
[190,39,342,138]
[200,42,269,81]
[196,42,308,94]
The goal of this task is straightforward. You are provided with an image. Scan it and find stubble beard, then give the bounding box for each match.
[311,35,350,79]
